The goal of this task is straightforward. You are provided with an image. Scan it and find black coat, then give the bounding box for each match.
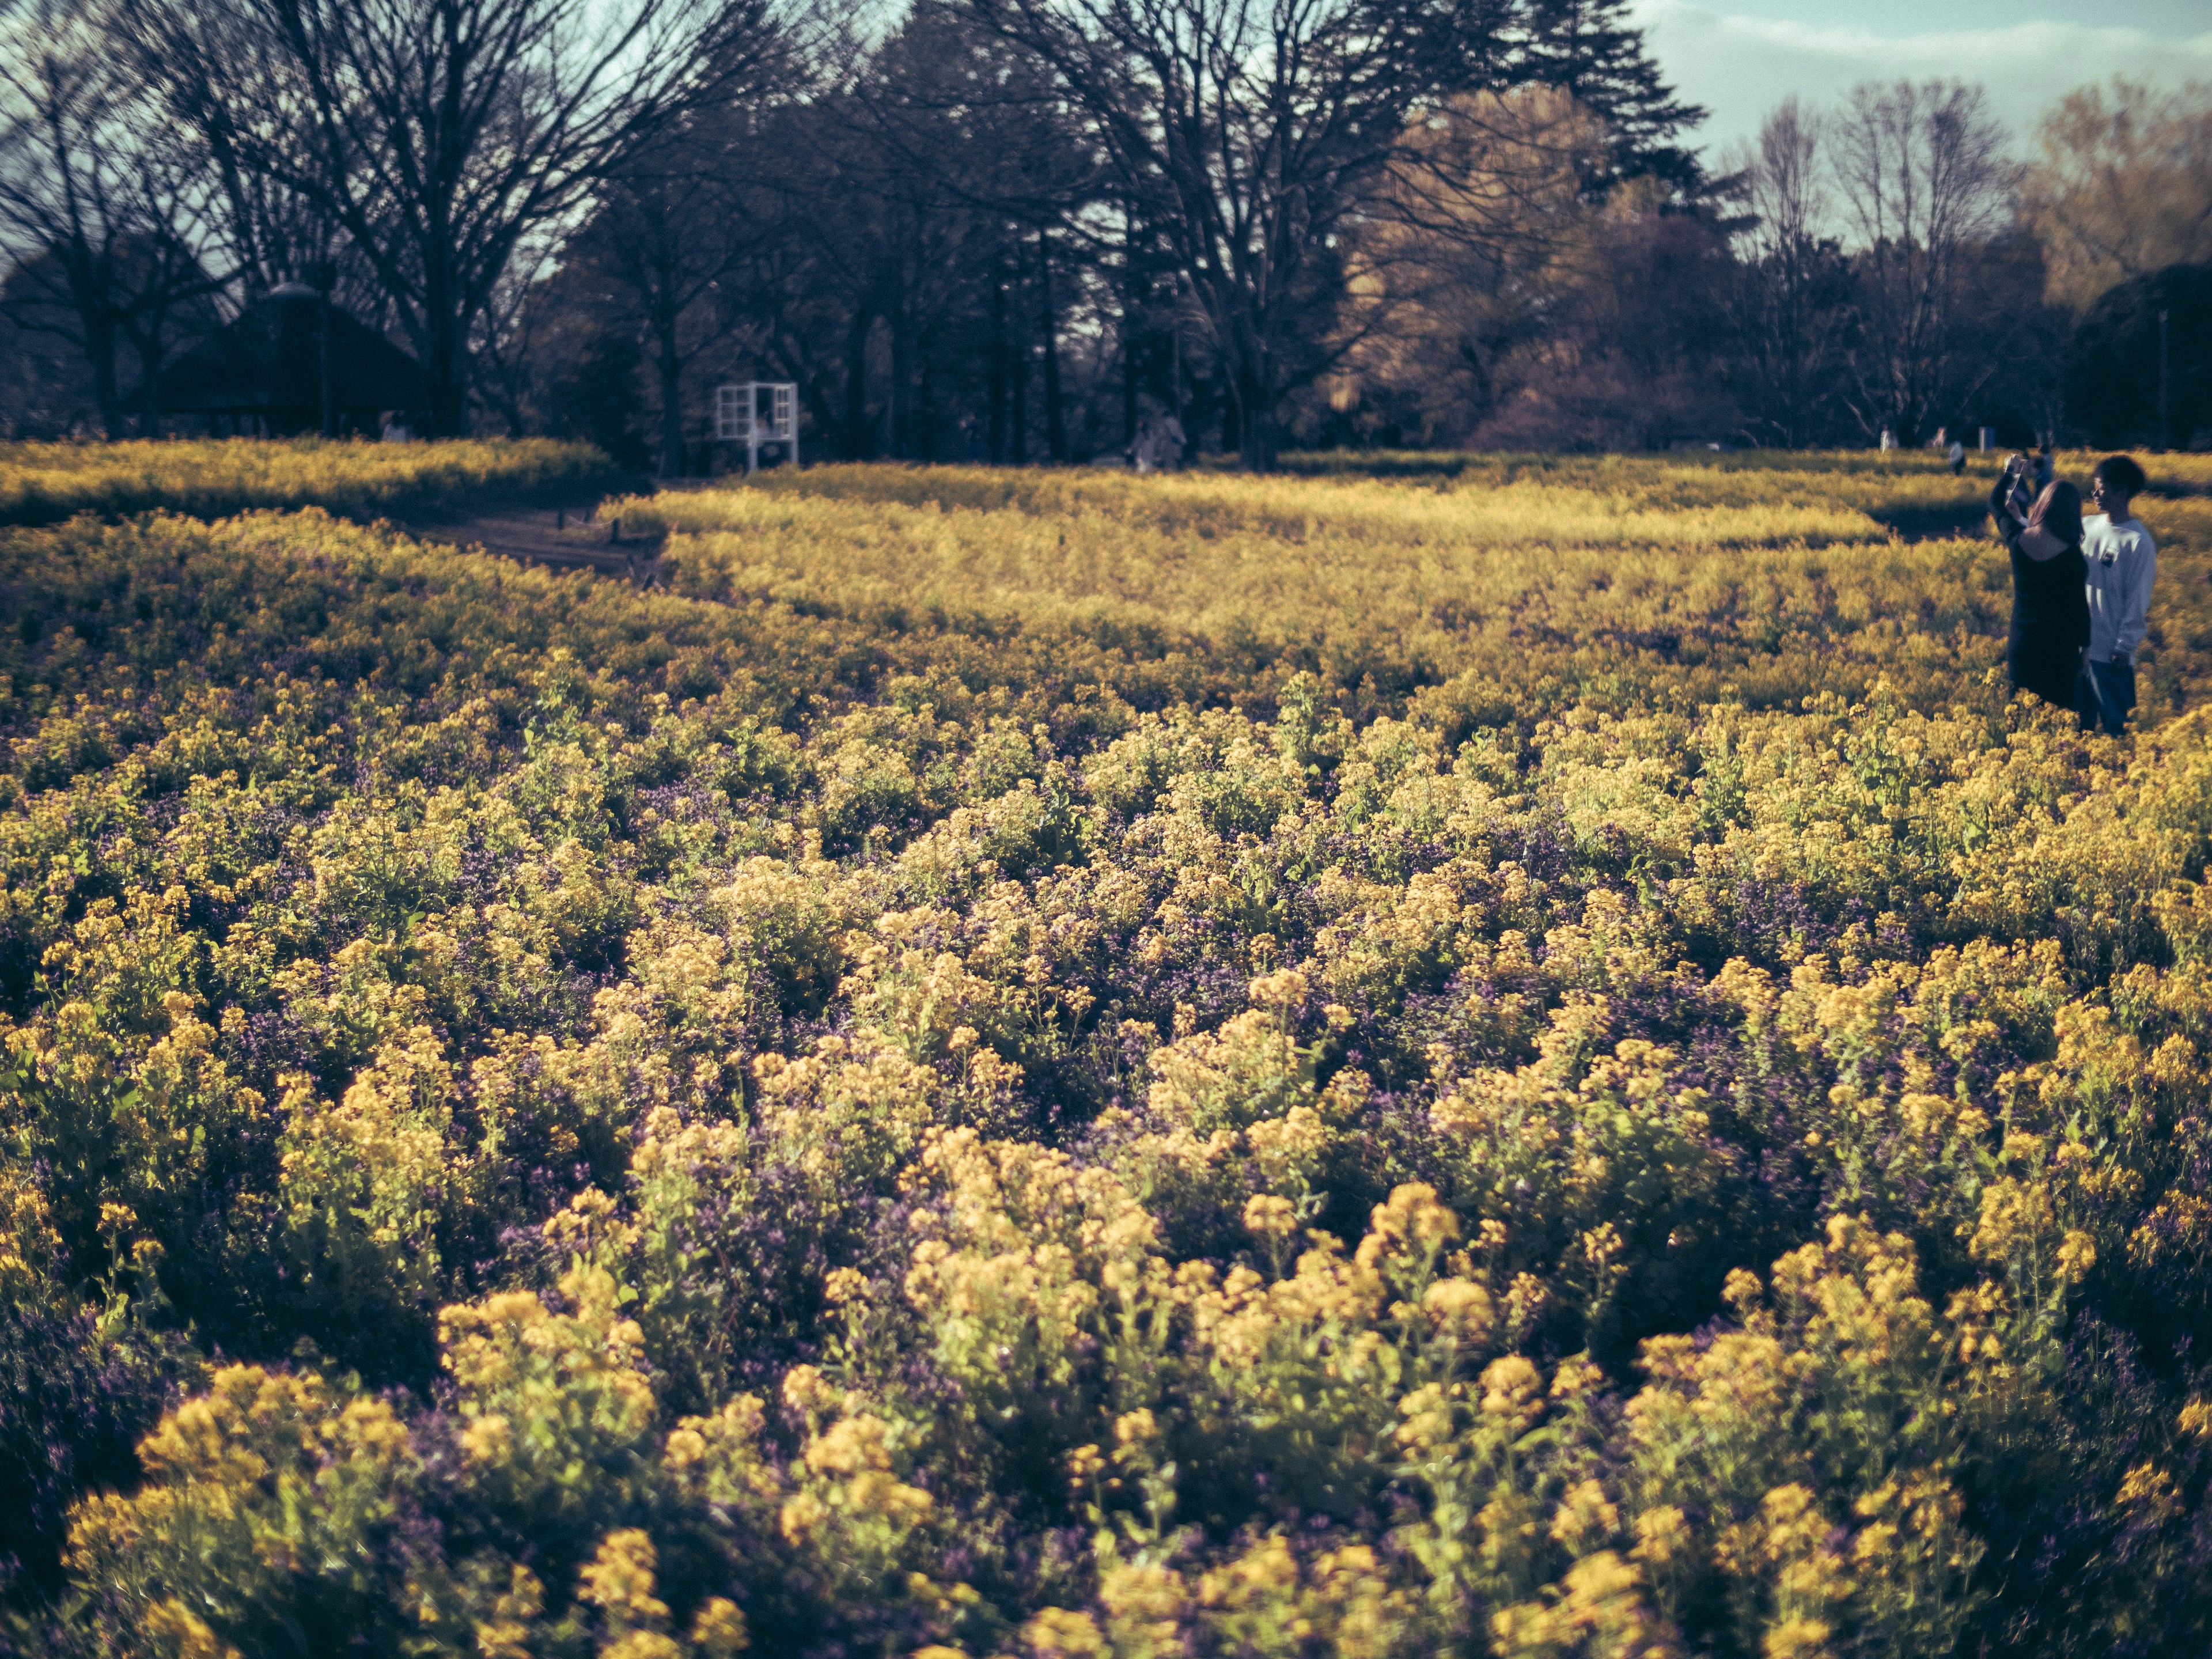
[1989,480,2090,709]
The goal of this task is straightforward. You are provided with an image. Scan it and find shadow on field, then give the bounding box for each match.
[1862,497,1994,543]
[377,473,670,582]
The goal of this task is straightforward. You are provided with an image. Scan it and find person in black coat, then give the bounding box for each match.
[1989,460,2090,710]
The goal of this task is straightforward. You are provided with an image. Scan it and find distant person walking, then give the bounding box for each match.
[1990,457,2089,711]
[1129,403,1185,475]
[1129,418,1158,474]
[1158,407,1185,469]
[1947,435,1967,475]
[2079,454,2156,735]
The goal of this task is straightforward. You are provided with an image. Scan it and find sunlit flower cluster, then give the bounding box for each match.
[0,437,615,527]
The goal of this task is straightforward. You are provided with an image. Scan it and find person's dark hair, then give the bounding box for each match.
[2028,480,2084,548]
[2094,454,2148,498]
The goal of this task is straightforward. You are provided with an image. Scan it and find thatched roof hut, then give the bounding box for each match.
[154,283,425,434]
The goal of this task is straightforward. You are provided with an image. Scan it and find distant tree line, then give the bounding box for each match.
[1,0,2206,467]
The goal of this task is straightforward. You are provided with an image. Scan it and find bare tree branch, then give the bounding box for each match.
[117,0,789,433]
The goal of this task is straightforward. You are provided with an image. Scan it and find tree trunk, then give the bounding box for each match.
[656,304,685,478]
[131,319,166,438]
[1234,331,1275,471]
[890,309,913,460]
[988,252,1008,464]
[657,356,684,478]
[918,347,937,461]
[844,308,872,459]
[1239,381,1276,471]
[1010,243,1029,465]
[88,309,124,440]
[1039,230,1065,464]
[772,328,842,453]
[1123,329,1138,452]
[425,320,468,437]
[1122,197,1140,448]
[421,230,468,435]
[1238,360,1274,471]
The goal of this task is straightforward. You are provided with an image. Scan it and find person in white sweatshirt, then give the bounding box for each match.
[2078,454,2156,736]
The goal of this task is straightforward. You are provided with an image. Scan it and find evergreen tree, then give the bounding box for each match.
[1510,0,1705,194]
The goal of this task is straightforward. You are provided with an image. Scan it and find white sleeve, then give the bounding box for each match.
[2117,532,2157,658]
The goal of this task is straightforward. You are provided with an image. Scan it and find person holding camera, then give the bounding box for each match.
[1989,453,2090,711]
[2078,454,2156,736]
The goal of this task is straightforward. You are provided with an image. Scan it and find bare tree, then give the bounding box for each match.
[566,11,803,479]
[963,0,1510,470]
[0,0,225,436]
[1828,78,2012,445]
[119,0,785,435]
[471,231,565,435]
[1741,98,1823,279]
[174,91,391,329]
[1724,97,1849,446]
[581,130,763,478]
[815,1,1101,461]
[731,89,964,461]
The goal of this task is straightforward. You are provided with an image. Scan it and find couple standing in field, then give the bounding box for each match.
[1989,453,2157,735]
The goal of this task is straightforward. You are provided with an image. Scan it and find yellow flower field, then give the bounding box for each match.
[2,445,2210,1658]
[631,455,2211,724]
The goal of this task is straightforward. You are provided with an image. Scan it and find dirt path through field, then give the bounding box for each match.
[381,475,668,581]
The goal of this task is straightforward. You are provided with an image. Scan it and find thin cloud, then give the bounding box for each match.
[1630,1,2212,156]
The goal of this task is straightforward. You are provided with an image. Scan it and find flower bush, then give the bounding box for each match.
[2,451,2210,1656]
[0,437,619,526]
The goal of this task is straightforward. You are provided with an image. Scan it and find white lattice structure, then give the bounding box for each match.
[715,381,799,473]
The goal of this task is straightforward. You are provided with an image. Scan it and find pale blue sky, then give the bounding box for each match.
[1631,0,2212,160]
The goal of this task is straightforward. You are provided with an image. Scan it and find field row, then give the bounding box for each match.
[0,437,619,526]
[627,460,2212,728]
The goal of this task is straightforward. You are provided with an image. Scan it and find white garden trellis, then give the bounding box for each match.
[715,381,799,473]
